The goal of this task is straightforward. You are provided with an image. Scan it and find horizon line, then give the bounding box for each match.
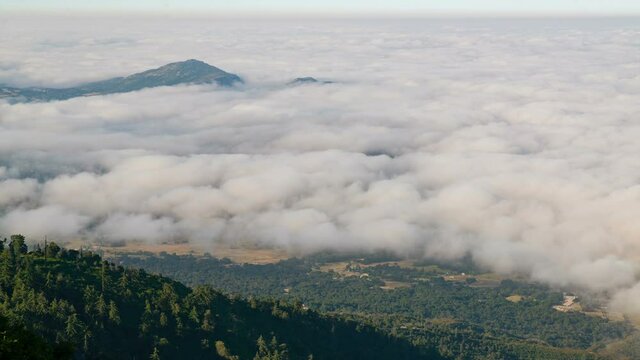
[2,9,640,19]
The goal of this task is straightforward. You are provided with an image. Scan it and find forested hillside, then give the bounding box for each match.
[0,233,631,360]
[0,235,438,360]
[113,251,633,360]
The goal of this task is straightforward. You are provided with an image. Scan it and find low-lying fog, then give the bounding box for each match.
[1,16,640,314]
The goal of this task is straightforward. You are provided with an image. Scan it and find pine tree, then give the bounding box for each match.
[254,336,268,360]
[159,312,168,328]
[108,300,121,325]
[254,336,289,360]
[201,309,213,331]
[9,234,28,256]
[65,313,83,340]
[149,346,161,360]
[215,340,239,360]
[96,295,107,318]
[189,306,199,324]
[0,250,15,290]
[118,270,133,299]
[140,300,154,335]
[45,241,61,258]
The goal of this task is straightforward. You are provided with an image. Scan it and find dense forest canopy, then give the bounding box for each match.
[0,234,437,360]
[113,249,636,359]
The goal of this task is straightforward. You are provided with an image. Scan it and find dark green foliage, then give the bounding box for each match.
[0,235,630,360]
[0,313,73,360]
[45,242,61,259]
[0,237,436,360]
[253,336,289,360]
[9,234,27,256]
[114,251,632,359]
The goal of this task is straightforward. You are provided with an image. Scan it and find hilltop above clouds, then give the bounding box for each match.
[0,59,243,102]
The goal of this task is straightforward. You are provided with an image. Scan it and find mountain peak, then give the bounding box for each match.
[161,59,220,71]
[288,76,334,86]
[1,59,243,102]
[184,59,209,65]
[125,59,242,86]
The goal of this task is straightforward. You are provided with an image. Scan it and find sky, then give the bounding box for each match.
[2,0,640,16]
[1,17,640,315]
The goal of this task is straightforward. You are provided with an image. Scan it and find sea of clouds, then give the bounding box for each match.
[1,16,640,313]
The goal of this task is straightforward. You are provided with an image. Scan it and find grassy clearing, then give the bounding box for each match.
[506,295,524,303]
[380,280,412,290]
[65,240,289,264]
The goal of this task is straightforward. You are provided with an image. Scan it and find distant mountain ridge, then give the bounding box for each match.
[288,77,333,85]
[0,59,243,102]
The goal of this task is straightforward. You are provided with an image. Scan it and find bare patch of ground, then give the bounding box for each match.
[380,280,412,290]
[64,240,289,264]
[209,246,289,264]
[317,262,363,277]
[506,295,524,303]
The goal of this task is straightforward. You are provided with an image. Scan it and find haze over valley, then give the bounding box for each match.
[1,12,640,359]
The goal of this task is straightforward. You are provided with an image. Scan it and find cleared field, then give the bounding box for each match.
[506,295,524,303]
[208,246,289,264]
[63,240,288,264]
[380,280,412,290]
[317,262,363,277]
[359,260,416,269]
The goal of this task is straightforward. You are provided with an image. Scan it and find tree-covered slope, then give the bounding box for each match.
[0,235,438,360]
[113,251,632,360]
[0,312,73,360]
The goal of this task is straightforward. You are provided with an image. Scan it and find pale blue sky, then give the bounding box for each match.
[2,0,639,15]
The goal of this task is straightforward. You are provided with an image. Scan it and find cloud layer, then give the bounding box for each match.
[1,16,640,313]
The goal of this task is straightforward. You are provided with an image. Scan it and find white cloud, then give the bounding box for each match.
[0,206,90,239]
[96,213,178,243]
[0,178,38,207]
[1,16,640,313]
